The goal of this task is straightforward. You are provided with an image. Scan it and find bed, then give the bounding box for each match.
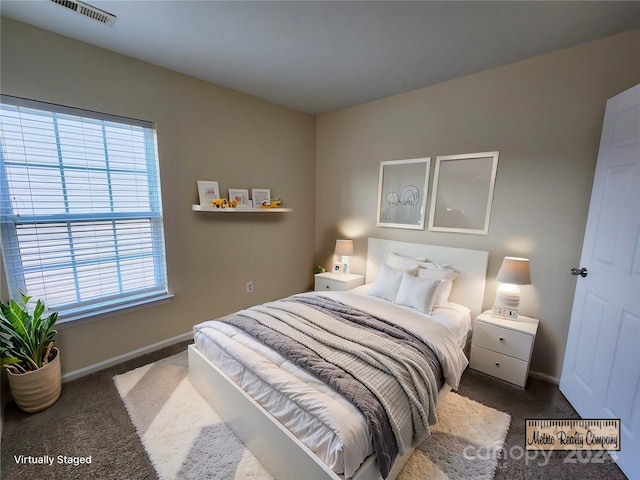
[189,237,489,480]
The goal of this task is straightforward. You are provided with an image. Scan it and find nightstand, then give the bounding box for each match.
[470,310,539,388]
[314,272,365,292]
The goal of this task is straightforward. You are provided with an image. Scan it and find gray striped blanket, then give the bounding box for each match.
[219,294,443,478]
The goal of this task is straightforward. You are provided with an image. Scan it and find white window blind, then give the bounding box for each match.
[0,95,168,321]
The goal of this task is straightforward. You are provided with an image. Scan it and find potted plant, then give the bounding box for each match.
[0,292,61,413]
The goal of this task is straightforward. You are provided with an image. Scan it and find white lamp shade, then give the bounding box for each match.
[496,257,531,285]
[334,240,354,256]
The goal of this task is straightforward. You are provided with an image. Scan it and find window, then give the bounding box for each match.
[0,96,168,321]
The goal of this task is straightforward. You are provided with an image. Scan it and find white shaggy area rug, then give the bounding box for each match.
[114,350,510,480]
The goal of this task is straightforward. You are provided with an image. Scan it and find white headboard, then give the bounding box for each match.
[366,237,489,320]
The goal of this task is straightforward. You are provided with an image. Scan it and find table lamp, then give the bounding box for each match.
[493,256,531,319]
[334,240,354,275]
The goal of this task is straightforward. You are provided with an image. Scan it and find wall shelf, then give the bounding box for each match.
[192,204,292,213]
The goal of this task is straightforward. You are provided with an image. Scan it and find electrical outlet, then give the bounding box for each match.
[246,281,254,294]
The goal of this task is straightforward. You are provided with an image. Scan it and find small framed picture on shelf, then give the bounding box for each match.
[506,308,519,320]
[492,305,506,318]
[197,180,220,206]
[332,262,342,274]
[228,188,251,208]
[251,188,271,208]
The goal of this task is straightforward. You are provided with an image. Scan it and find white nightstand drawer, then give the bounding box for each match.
[470,345,529,387]
[473,320,533,361]
[314,273,364,292]
[315,277,347,291]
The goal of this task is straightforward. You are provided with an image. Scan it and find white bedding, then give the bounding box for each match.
[347,284,472,349]
[192,290,470,478]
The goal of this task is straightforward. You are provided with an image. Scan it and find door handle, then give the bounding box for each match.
[570,267,588,278]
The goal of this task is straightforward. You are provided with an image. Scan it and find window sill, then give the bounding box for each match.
[56,293,174,329]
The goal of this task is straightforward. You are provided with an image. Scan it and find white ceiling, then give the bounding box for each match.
[2,1,640,114]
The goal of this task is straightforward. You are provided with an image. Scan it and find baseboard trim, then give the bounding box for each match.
[529,369,559,385]
[61,331,193,383]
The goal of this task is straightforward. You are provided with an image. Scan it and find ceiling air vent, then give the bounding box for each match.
[50,0,116,26]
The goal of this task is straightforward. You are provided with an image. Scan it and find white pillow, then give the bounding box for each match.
[417,267,458,306]
[385,252,423,271]
[416,261,451,271]
[395,272,440,313]
[369,264,417,302]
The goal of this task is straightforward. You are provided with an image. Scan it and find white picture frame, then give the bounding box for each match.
[197,180,220,206]
[506,307,519,320]
[228,188,251,208]
[251,188,271,208]
[376,157,430,230]
[428,151,499,235]
[492,305,506,318]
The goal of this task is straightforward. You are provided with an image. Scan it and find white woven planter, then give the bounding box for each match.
[7,347,62,413]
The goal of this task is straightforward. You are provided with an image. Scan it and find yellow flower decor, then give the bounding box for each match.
[259,198,284,209]
[211,198,228,208]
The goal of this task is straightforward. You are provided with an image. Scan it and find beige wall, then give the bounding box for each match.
[0,18,316,374]
[315,28,640,380]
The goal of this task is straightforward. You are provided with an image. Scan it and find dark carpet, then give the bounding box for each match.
[1,342,627,480]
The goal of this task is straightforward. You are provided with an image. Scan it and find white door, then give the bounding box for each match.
[560,83,640,479]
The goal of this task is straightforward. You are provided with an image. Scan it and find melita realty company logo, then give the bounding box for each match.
[463,418,621,467]
[525,419,620,451]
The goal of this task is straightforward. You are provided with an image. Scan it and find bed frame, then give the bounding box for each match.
[189,344,418,480]
[189,238,489,480]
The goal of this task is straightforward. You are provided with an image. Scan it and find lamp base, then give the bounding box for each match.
[493,284,521,319]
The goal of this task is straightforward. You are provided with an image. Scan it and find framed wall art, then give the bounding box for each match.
[251,188,271,208]
[376,158,430,230]
[228,188,251,208]
[197,180,220,206]
[428,151,499,235]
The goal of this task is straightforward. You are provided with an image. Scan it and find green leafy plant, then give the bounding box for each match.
[0,292,58,374]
